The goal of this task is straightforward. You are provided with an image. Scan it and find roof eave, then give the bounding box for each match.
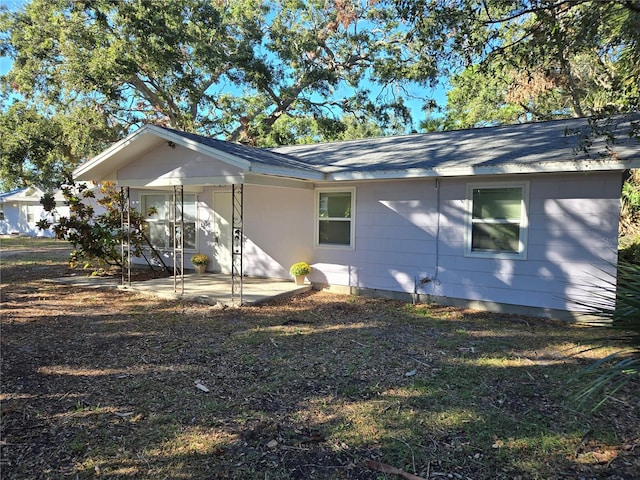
[158,128,252,170]
[325,158,640,181]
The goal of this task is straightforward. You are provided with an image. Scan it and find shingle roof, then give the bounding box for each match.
[270,115,639,178]
[75,116,639,185]
[159,127,320,173]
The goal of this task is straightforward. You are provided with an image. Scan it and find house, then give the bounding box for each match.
[0,185,105,238]
[0,187,63,237]
[73,116,640,319]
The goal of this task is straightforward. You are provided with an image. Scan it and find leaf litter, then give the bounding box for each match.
[0,247,638,479]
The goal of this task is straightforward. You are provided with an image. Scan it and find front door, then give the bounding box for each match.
[212,191,232,273]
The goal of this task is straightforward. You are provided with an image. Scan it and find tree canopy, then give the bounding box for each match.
[2,0,639,190]
[1,1,431,136]
[1,0,441,188]
[395,0,640,129]
[0,100,118,191]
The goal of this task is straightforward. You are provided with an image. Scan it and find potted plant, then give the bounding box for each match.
[289,262,311,285]
[191,253,210,274]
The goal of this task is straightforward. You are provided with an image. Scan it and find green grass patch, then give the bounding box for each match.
[0,235,68,250]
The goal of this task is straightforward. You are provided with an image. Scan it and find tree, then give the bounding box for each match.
[0,101,118,191]
[620,170,640,265]
[0,103,67,191]
[38,182,171,273]
[1,0,433,146]
[396,0,640,128]
[437,65,530,129]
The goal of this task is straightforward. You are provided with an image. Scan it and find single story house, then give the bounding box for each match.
[73,116,640,319]
[0,184,105,237]
[0,187,64,237]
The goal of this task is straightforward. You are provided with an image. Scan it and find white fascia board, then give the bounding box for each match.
[326,158,640,181]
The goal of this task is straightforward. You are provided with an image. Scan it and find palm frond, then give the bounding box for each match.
[571,260,640,410]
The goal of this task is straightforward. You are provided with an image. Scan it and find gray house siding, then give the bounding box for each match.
[243,184,315,279]
[308,172,621,315]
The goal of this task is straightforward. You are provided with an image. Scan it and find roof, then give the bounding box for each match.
[0,187,45,203]
[74,115,639,185]
[74,124,324,183]
[271,115,640,180]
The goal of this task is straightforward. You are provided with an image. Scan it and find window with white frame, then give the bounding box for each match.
[466,183,529,258]
[24,205,36,224]
[317,189,355,247]
[141,193,197,250]
[0,204,4,221]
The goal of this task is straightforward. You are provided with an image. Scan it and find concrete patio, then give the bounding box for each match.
[56,273,313,307]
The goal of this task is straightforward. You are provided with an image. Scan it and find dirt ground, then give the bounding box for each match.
[1,246,639,479]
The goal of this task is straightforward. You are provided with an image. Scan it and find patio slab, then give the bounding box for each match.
[56,273,312,307]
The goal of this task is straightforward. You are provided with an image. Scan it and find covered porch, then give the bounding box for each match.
[72,125,322,306]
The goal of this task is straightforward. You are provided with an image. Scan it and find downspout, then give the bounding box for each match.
[414,177,442,304]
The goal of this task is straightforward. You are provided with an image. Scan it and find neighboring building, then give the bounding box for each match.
[0,187,62,237]
[73,116,640,319]
[0,185,104,237]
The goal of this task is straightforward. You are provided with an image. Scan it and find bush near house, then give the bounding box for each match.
[619,170,640,265]
[37,182,171,273]
[574,170,640,408]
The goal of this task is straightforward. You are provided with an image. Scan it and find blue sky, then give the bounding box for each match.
[0,56,12,77]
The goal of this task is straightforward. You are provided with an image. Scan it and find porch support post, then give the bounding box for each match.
[231,184,243,305]
[173,185,185,295]
[120,186,131,287]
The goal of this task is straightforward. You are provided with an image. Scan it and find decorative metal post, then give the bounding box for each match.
[120,186,131,287]
[173,185,185,295]
[231,184,243,305]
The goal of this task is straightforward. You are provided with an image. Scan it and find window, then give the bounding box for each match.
[317,189,354,247]
[466,183,529,258]
[0,204,4,221]
[24,205,36,224]
[142,193,197,250]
